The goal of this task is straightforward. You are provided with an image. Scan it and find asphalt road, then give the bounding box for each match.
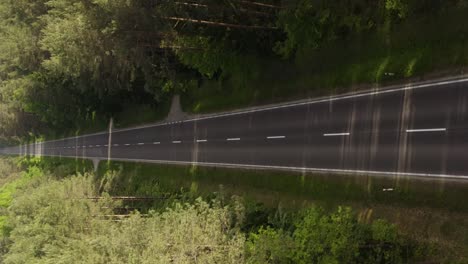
[2,77,468,179]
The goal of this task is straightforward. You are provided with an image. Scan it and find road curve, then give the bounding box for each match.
[2,77,468,180]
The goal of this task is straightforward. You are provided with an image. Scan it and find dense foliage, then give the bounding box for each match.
[0,158,425,263]
[0,0,280,141]
[0,0,467,141]
[5,177,245,263]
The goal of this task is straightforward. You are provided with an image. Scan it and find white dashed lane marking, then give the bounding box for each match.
[267,136,285,139]
[323,133,350,137]
[406,128,446,133]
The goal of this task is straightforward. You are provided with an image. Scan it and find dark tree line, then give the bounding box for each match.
[0,0,462,143]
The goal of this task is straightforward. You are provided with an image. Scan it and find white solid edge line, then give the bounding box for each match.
[181,78,468,123]
[267,136,286,139]
[39,76,468,143]
[227,138,241,141]
[116,76,468,132]
[16,153,468,181]
[406,128,447,133]
[323,133,350,137]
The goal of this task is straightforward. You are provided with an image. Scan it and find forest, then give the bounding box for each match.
[1,0,467,144]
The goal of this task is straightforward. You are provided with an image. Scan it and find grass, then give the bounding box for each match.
[96,161,468,212]
[42,100,172,142]
[0,158,22,212]
[0,156,93,235]
[112,100,172,129]
[21,156,94,178]
[181,7,468,114]
[0,158,48,235]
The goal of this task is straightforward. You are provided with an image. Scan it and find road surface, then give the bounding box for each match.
[1,77,468,179]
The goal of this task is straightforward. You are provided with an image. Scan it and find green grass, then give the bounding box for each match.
[112,100,171,129]
[0,156,94,237]
[21,156,94,178]
[182,7,468,114]
[96,161,468,212]
[0,158,22,211]
[0,159,47,235]
[42,100,172,141]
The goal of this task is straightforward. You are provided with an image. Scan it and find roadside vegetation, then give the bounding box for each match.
[98,161,468,263]
[1,0,467,143]
[0,157,466,263]
[1,1,467,262]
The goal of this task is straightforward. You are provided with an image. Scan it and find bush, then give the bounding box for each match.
[246,206,408,264]
[2,174,245,263]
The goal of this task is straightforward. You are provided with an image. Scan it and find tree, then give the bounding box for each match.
[385,0,408,18]
[292,206,362,264]
[245,205,407,264]
[246,227,293,264]
[275,0,387,58]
